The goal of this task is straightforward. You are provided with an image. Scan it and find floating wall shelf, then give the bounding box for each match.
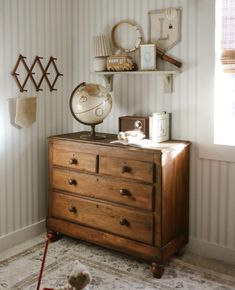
[96,70,180,93]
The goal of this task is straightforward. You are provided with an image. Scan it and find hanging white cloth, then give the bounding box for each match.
[14,96,37,128]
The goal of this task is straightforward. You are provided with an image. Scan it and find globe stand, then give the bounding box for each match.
[80,124,106,140]
[70,83,112,140]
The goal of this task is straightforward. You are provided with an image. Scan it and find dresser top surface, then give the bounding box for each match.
[48,131,190,153]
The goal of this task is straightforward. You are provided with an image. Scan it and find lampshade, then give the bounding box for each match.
[94,34,112,57]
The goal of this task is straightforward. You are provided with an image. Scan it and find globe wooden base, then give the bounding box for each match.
[80,133,106,140]
[80,124,106,140]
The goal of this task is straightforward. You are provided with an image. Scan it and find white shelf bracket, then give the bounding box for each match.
[102,74,114,93]
[162,74,173,93]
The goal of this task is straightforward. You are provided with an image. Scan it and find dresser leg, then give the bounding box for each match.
[47,230,63,242]
[151,262,164,278]
[175,246,186,257]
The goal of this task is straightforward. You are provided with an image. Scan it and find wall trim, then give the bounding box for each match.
[0,220,46,253]
[199,143,235,163]
[188,238,235,266]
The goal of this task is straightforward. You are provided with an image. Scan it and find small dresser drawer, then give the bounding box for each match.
[52,168,98,195]
[99,156,154,183]
[52,148,97,173]
[50,192,153,244]
[52,168,153,210]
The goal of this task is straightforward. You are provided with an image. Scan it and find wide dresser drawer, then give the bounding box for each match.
[99,156,154,183]
[50,192,153,244]
[52,168,153,210]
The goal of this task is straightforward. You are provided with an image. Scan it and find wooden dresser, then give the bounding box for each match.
[47,132,190,278]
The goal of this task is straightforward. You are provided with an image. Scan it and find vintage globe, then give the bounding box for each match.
[69,82,112,139]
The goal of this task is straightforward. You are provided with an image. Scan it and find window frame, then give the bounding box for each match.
[198,0,235,162]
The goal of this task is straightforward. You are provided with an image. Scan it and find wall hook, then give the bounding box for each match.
[11,55,63,92]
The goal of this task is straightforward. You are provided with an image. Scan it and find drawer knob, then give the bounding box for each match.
[119,189,130,196]
[119,218,128,226]
[68,179,77,186]
[69,158,77,165]
[68,205,77,213]
[122,165,131,173]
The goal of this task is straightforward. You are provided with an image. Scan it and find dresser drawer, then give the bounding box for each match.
[99,156,154,183]
[52,168,98,195]
[52,168,153,210]
[98,176,153,210]
[50,192,153,244]
[52,148,97,173]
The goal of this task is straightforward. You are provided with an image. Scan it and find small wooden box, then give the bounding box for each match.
[119,115,149,138]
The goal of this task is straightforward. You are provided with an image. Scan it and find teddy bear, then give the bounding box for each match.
[57,260,92,290]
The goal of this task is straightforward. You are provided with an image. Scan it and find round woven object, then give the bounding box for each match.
[111,20,142,53]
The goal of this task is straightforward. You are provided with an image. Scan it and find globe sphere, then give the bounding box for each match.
[70,82,112,125]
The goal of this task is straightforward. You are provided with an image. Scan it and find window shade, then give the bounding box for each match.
[221,0,235,72]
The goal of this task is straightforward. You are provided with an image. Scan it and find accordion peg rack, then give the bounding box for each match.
[11,54,63,92]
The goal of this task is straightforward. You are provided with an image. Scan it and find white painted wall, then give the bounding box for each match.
[0,0,234,264]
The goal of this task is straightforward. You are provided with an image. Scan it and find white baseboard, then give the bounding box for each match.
[188,238,235,265]
[0,220,46,252]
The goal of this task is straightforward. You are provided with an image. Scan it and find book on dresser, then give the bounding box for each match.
[47,131,190,278]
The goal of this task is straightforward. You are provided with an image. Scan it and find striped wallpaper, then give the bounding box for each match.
[0,0,74,237]
[72,0,235,260]
[0,0,234,263]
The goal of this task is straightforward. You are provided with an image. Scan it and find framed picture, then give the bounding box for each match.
[139,44,156,70]
[148,7,181,51]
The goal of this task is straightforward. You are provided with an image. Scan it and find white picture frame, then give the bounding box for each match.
[139,44,156,70]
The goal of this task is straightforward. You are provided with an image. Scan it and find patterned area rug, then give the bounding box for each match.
[0,236,235,290]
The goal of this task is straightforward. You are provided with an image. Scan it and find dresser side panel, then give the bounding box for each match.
[161,145,190,245]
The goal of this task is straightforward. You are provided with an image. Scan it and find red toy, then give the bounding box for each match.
[36,233,55,290]
[36,233,92,290]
